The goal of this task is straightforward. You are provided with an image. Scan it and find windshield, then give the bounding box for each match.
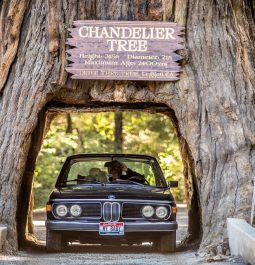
[60,157,165,187]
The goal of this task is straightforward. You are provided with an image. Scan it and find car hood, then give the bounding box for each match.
[50,185,173,201]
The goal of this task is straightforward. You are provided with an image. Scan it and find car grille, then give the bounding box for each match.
[53,203,101,219]
[53,202,170,220]
[122,203,171,220]
[122,203,144,219]
[82,203,101,218]
[103,202,121,222]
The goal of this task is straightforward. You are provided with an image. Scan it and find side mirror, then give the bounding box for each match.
[168,181,178,188]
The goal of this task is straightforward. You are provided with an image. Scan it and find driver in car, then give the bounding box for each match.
[104,160,145,184]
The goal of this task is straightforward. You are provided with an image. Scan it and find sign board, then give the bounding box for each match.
[66,20,184,81]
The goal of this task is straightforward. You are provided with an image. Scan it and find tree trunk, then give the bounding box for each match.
[27,185,34,236]
[66,114,73,133]
[0,0,254,256]
[114,112,123,153]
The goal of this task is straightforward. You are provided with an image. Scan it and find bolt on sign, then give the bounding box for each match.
[66,20,184,81]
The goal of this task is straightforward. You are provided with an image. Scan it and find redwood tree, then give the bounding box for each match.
[114,112,123,153]
[0,0,254,255]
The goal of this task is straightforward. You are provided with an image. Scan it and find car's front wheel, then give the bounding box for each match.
[159,231,176,253]
[46,228,63,252]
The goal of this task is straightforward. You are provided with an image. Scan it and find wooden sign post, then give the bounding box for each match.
[66,20,184,81]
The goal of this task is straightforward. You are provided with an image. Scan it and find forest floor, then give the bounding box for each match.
[0,204,245,265]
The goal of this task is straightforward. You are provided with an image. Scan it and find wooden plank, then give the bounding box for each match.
[68,31,184,43]
[66,49,184,60]
[66,49,183,63]
[73,20,184,28]
[67,62,181,71]
[66,20,185,81]
[66,68,181,81]
[66,39,185,52]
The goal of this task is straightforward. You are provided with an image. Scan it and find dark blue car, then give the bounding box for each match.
[45,154,178,252]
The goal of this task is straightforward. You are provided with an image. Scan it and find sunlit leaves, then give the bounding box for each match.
[34,112,185,208]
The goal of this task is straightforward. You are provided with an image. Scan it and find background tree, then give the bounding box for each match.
[114,112,123,153]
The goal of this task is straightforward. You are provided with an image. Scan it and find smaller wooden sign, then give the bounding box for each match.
[66,20,184,81]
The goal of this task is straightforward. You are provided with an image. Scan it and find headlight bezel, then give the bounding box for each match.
[55,204,68,217]
[142,205,155,218]
[155,206,168,219]
[70,204,82,217]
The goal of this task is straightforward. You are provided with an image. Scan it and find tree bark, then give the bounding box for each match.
[0,0,27,92]
[0,0,254,256]
[66,114,73,133]
[27,184,34,236]
[114,112,123,153]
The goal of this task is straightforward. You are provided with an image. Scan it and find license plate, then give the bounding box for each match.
[99,222,124,235]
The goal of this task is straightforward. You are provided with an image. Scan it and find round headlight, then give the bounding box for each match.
[156,206,168,219]
[142,205,154,218]
[55,204,68,217]
[70,204,82,217]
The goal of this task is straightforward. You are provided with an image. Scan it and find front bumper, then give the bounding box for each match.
[46,220,178,232]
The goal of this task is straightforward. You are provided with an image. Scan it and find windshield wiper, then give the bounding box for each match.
[62,179,103,185]
[109,179,145,187]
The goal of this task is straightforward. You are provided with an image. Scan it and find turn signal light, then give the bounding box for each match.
[46,203,52,212]
[172,207,177,214]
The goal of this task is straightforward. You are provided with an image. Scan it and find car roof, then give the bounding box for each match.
[65,154,158,161]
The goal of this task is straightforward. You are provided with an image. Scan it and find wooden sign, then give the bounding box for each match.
[66,20,184,81]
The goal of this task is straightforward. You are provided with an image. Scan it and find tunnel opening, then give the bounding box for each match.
[17,101,202,251]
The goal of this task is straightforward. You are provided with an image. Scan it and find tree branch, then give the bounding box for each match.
[0,0,27,92]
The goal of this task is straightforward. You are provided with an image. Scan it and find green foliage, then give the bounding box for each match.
[122,112,184,201]
[34,112,185,208]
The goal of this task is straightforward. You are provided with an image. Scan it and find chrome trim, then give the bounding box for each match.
[155,205,169,219]
[103,202,111,222]
[121,202,171,221]
[70,204,82,217]
[112,202,121,222]
[55,204,68,217]
[141,205,155,218]
[102,202,121,222]
[51,198,173,204]
[52,202,102,220]
[46,220,178,232]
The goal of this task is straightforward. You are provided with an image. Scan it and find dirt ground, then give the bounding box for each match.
[0,204,245,265]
